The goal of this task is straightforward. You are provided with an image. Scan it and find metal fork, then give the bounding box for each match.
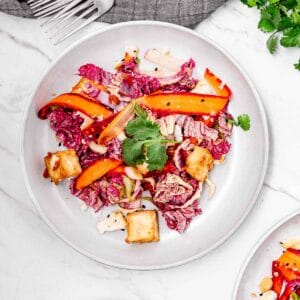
[28,0,114,45]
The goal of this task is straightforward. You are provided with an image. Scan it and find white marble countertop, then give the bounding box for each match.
[0,1,299,299]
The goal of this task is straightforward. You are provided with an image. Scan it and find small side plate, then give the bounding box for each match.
[233,210,300,299]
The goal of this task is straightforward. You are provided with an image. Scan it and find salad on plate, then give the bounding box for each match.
[38,47,250,243]
[255,236,300,300]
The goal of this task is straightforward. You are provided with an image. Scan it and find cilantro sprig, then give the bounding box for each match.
[228,114,251,131]
[291,292,300,300]
[241,0,300,71]
[121,103,176,171]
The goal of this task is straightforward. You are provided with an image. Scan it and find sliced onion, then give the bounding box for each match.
[125,166,143,180]
[205,178,216,199]
[88,141,107,154]
[144,48,184,72]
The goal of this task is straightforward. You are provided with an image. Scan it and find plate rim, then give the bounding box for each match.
[232,209,300,299]
[20,20,269,270]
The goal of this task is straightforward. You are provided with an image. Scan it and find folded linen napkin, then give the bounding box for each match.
[0,0,226,28]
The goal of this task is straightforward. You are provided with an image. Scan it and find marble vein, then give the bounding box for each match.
[0,143,17,159]
[263,182,300,202]
[0,30,51,62]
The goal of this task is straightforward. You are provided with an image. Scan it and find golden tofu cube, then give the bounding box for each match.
[44,149,82,185]
[126,210,159,243]
[186,146,214,182]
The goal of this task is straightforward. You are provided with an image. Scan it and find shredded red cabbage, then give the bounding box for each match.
[78,64,113,85]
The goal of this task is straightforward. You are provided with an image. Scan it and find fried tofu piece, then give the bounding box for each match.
[44,149,82,184]
[186,146,214,182]
[125,210,159,243]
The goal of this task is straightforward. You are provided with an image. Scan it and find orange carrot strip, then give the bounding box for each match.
[141,92,229,116]
[75,158,122,190]
[204,68,232,98]
[38,93,112,120]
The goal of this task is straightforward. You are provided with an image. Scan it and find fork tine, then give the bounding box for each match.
[54,10,103,45]
[29,0,52,10]
[37,4,67,19]
[34,1,69,17]
[41,0,82,27]
[41,10,70,26]
[40,1,73,26]
[33,1,68,17]
[52,4,96,38]
[48,1,94,35]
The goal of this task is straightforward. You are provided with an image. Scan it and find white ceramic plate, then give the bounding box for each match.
[233,210,300,299]
[21,21,268,270]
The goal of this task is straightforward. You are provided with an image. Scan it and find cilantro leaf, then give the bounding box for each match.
[291,292,300,300]
[241,0,266,8]
[258,5,281,32]
[258,19,277,32]
[132,102,148,119]
[122,103,176,171]
[280,27,300,47]
[122,139,145,166]
[144,141,168,171]
[294,58,300,69]
[228,114,251,131]
[241,0,300,70]
[278,16,294,30]
[237,114,251,131]
[291,8,300,24]
[267,32,278,53]
[126,117,160,140]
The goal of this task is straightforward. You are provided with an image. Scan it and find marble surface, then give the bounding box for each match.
[0,0,299,299]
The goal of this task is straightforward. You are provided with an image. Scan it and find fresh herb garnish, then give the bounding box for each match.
[228,114,251,131]
[122,103,176,171]
[294,58,300,69]
[291,292,300,300]
[135,57,141,64]
[241,0,300,70]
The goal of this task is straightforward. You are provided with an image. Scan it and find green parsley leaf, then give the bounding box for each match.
[291,292,300,300]
[291,8,300,24]
[135,57,141,64]
[294,58,300,69]
[241,0,300,70]
[228,114,251,131]
[267,32,278,53]
[278,16,294,30]
[241,0,266,8]
[144,141,168,171]
[132,102,148,119]
[122,139,145,166]
[125,117,160,140]
[258,19,277,32]
[281,0,298,10]
[280,27,300,47]
[122,103,176,171]
[241,0,258,7]
[237,114,251,131]
[258,5,281,32]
